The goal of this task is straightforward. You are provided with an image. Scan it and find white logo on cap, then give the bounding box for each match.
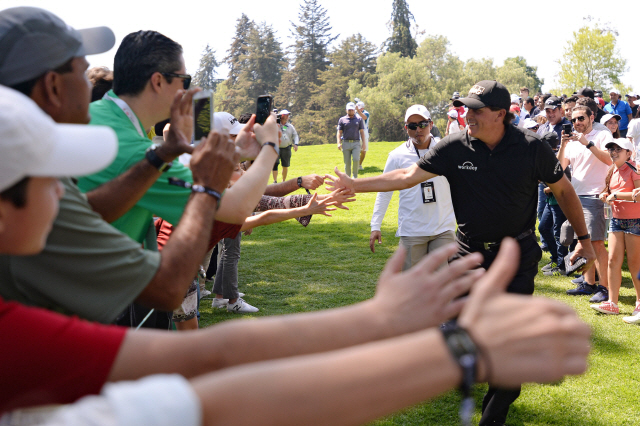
[458,161,478,171]
[469,85,486,96]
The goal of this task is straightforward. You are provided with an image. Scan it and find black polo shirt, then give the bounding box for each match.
[417,125,564,242]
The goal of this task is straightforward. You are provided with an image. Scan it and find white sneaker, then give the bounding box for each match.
[227,298,259,313]
[211,298,228,309]
[358,165,364,171]
[200,289,212,299]
[622,312,640,324]
[211,293,246,309]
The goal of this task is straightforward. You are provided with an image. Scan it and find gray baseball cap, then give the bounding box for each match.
[0,7,115,86]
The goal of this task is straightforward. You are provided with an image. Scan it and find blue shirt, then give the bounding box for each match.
[604,100,633,130]
[338,115,364,141]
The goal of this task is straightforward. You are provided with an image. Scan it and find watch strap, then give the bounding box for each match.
[264,142,279,155]
[586,141,595,149]
[146,145,172,172]
[297,176,303,188]
[577,233,591,240]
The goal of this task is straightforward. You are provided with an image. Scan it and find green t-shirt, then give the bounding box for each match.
[0,178,160,324]
[78,90,194,243]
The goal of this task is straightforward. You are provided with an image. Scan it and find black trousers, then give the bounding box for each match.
[457,233,542,425]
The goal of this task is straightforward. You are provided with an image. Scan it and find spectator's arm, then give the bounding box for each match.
[86,89,200,223]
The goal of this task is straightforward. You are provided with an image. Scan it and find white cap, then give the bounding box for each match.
[600,113,622,125]
[609,88,621,95]
[346,102,356,111]
[404,104,431,122]
[633,99,640,106]
[625,92,638,98]
[214,112,243,135]
[605,138,634,151]
[523,118,539,129]
[356,101,365,108]
[280,109,291,115]
[0,86,117,192]
[447,110,458,118]
[510,94,521,103]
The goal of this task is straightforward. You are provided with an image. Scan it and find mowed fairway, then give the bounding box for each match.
[198,141,640,426]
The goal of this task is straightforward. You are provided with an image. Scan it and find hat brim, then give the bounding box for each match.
[30,124,118,179]
[76,26,116,56]
[605,140,634,151]
[453,97,485,109]
[229,122,244,136]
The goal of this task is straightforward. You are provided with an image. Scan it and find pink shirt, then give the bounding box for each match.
[610,162,640,219]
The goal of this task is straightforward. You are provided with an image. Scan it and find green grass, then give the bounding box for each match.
[198,142,640,426]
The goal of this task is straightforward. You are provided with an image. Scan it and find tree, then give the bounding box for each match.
[192,44,219,91]
[283,0,338,114]
[221,22,285,117]
[495,57,543,95]
[556,21,627,94]
[224,14,254,85]
[385,0,418,58]
[298,34,378,144]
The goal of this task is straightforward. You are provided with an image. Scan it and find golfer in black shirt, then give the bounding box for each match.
[327,80,596,425]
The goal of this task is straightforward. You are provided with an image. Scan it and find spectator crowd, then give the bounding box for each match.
[4,5,639,426]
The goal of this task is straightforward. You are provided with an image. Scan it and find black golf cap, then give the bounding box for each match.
[577,87,595,99]
[453,80,510,111]
[544,96,562,110]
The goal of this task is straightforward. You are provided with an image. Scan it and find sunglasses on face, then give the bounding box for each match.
[406,121,431,130]
[607,147,624,153]
[162,72,192,90]
[571,116,587,123]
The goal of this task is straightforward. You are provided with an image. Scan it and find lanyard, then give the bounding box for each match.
[103,93,145,138]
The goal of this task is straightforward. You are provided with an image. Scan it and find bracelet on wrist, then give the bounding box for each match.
[441,322,478,426]
[577,233,591,240]
[263,142,279,155]
[168,177,223,208]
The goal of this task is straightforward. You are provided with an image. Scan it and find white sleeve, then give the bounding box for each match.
[292,125,299,145]
[11,375,202,426]
[370,153,398,232]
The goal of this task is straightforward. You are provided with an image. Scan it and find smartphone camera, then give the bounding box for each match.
[193,90,213,145]
[563,123,572,135]
[256,95,273,125]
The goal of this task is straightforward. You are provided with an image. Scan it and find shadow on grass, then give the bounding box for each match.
[358,165,383,174]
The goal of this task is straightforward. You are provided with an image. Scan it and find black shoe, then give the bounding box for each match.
[589,285,609,303]
[567,282,598,295]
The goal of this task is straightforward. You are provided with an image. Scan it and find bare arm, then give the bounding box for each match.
[337,130,343,149]
[86,89,200,222]
[264,174,325,197]
[557,134,571,169]
[134,131,238,310]
[213,114,280,224]
[325,163,436,194]
[547,175,596,271]
[108,244,485,380]
[239,193,336,231]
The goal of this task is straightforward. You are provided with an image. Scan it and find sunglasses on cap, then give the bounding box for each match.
[571,116,587,123]
[162,72,192,90]
[406,121,431,130]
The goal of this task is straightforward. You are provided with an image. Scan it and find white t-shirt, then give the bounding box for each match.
[448,120,462,135]
[627,119,640,164]
[564,128,613,195]
[371,139,456,237]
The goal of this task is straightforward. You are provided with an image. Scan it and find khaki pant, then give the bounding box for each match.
[400,230,456,271]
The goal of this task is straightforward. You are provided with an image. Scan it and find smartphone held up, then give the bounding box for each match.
[255,94,273,125]
[193,90,213,145]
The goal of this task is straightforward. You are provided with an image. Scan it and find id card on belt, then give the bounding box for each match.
[420,182,436,203]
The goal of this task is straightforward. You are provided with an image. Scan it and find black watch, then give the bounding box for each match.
[577,233,591,240]
[145,145,172,172]
[585,141,595,150]
[297,176,303,188]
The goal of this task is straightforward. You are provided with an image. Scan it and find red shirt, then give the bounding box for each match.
[0,297,126,413]
[155,219,242,252]
[610,162,640,219]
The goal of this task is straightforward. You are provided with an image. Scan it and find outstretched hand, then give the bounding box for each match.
[373,243,484,334]
[303,193,337,217]
[320,188,356,210]
[325,166,354,194]
[458,238,591,387]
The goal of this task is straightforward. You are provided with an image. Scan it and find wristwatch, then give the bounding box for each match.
[263,142,279,155]
[577,233,591,240]
[585,141,595,150]
[145,145,172,172]
[297,176,303,188]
